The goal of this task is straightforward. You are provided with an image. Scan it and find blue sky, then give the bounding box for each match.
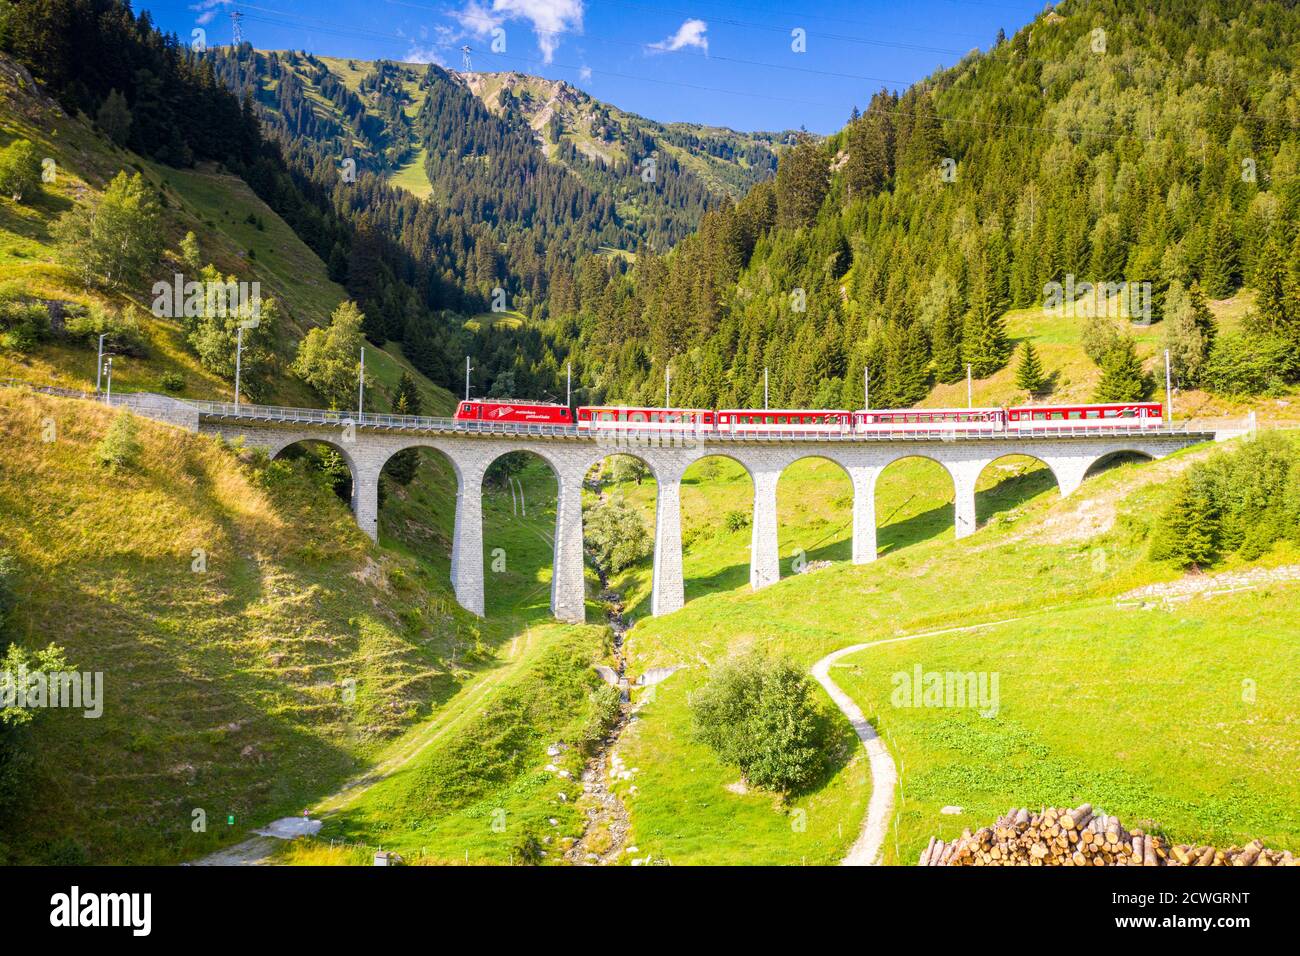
[145,0,1046,133]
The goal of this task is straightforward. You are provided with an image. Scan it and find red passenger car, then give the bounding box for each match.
[854,407,1004,433]
[1005,402,1163,429]
[576,406,715,430]
[455,400,572,424]
[718,409,852,433]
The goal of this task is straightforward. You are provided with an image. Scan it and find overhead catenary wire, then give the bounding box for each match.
[228,3,1287,145]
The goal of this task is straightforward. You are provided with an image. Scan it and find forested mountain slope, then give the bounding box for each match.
[553,0,1300,415]
[0,46,450,412]
[207,49,781,322]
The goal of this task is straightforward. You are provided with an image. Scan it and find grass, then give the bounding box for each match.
[0,394,617,865]
[590,429,1300,864]
[294,452,616,864]
[615,662,870,865]
[0,391,487,863]
[832,592,1300,863]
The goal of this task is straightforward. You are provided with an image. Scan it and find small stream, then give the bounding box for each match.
[565,489,635,865]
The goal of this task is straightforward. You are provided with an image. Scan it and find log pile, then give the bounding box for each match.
[918,804,1297,867]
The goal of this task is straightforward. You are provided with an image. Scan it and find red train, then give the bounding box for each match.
[455,399,1164,432]
[455,399,572,423]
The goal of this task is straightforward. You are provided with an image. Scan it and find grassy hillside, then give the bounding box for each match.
[0,55,454,415]
[0,390,464,862]
[584,434,1300,864]
[0,392,620,865]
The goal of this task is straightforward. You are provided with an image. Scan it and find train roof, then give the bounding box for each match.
[718,408,852,414]
[856,406,1002,414]
[1005,401,1161,409]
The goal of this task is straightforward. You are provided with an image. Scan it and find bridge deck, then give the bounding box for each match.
[187,398,1217,444]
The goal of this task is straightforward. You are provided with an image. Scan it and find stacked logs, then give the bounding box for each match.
[918,804,1297,867]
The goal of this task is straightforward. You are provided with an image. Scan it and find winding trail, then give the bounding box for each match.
[811,617,1022,866]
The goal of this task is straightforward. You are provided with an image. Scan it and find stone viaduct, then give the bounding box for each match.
[107,395,1215,626]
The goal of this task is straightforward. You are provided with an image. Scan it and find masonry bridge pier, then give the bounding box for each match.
[109,394,1217,625]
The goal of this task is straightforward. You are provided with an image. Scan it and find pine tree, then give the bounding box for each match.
[1251,236,1297,347]
[884,319,930,406]
[96,89,132,147]
[1093,337,1152,402]
[1014,340,1046,396]
[95,411,141,471]
[930,298,964,383]
[775,135,829,230]
[1154,477,1219,569]
[962,248,1011,377]
[1199,205,1238,299]
[385,370,423,486]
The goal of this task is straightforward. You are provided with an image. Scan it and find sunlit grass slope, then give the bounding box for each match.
[0,391,487,863]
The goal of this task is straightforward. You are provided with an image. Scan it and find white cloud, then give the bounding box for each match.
[578,64,592,82]
[647,18,708,55]
[189,0,229,21]
[455,0,584,65]
[406,44,447,66]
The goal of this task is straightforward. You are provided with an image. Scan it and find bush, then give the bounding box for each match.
[159,371,184,392]
[576,683,620,757]
[0,296,49,352]
[0,139,41,203]
[723,509,750,533]
[690,651,831,795]
[63,302,148,357]
[512,827,545,866]
[0,548,18,625]
[583,495,652,573]
[94,411,141,471]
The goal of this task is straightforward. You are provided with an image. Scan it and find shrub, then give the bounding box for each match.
[690,651,831,794]
[1150,433,1300,567]
[583,495,652,573]
[0,297,49,352]
[159,371,184,392]
[0,548,18,625]
[723,509,750,533]
[63,302,148,357]
[94,411,141,471]
[576,683,620,757]
[0,139,40,202]
[512,827,545,866]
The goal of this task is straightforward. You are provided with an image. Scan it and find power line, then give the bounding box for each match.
[384,0,916,89]
[230,4,1283,146]
[235,10,839,106]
